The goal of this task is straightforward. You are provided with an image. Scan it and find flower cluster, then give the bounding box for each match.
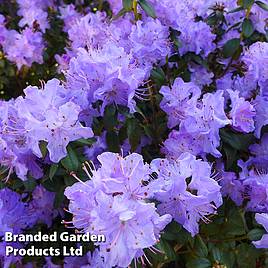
[64,152,172,267]
[0,0,268,267]
[0,18,44,69]
[0,78,93,180]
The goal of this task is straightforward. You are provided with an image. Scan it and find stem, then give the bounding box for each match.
[207,234,248,243]
[98,0,103,11]
[133,0,138,20]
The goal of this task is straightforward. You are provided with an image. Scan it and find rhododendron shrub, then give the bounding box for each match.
[0,0,268,267]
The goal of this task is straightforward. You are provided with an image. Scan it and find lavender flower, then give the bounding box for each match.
[160,77,201,128]
[253,213,268,248]
[227,89,256,133]
[64,152,172,267]
[151,153,222,236]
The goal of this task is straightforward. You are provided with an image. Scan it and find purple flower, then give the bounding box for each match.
[59,4,82,32]
[179,21,216,56]
[151,153,222,236]
[242,42,268,95]
[160,77,201,128]
[163,90,230,158]
[253,213,268,248]
[27,185,58,228]
[2,28,44,70]
[227,89,256,133]
[253,95,268,138]
[129,18,171,67]
[0,100,43,181]
[17,79,94,163]
[0,188,28,236]
[64,152,171,267]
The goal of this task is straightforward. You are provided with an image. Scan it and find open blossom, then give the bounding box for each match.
[17,0,52,32]
[59,4,82,32]
[253,95,268,138]
[0,188,28,236]
[1,27,44,70]
[151,153,222,236]
[64,152,171,267]
[242,42,268,95]
[66,42,147,112]
[129,18,171,67]
[179,21,216,56]
[17,79,93,163]
[227,89,255,133]
[162,91,230,158]
[253,213,268,248]
[27,185,58,228]
[0,100,43,181]
[160,77,201,128]
[163,90,230,158]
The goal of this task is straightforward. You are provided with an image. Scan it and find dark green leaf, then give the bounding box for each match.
[53,188,65,208]
[106,131,120,152]
[127,118,142,151]
[151,67,166,85]
[49,164,58,180]
[61,146,79,171]
[242,18,254,37]
[211,247,222,263]
[123,0,133,10]
[242,0,254,8]
[138,0,156,18]
[186,258,211,268]
[256,0,268,11]
[39,141,48,158]
[159,239,177,261]
[23,178,37,192]
[236,243,261,268]
[194,235,208,257]
[220,129,256,151]
[103,104,118,131]
[75,138,96,146]
[247,228,265,241]
[222,38,240,58]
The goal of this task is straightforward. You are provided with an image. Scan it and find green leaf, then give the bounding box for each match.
[255,0,268,11]
[242,18,254,37]
[138,0,156,18]
[225,207,247,236]
[194,235,208,257]
[236,243,261,268]
[106,131,120,152]
[39,141,48,158]
[49,164,58,180]
[220,129,256,151]
[222,38,240,58]
[75,138,96,146]
[228,6,244,13]
[211,247,223,263]
[23,178,37,192]
[159,239,177,261]
[247,228,265,241]
[103,104,118,131]
[53,188,65,208]
[151,67,166,85]
[123,0,133,10]
[162,221,182,241]
[127,118,142,151]
[242,0,254,8]
[186,258,211,268]
[61,146,79,171]
[223,144,238,170]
